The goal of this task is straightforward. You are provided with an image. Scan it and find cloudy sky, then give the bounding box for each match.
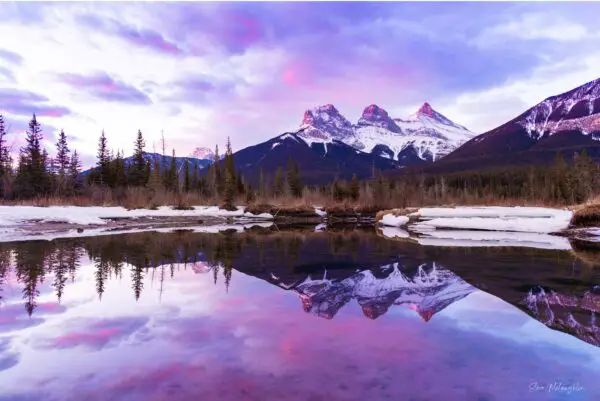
[1,2,600,167]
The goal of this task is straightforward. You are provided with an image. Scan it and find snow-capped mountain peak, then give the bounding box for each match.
[357,104,401,133]
[406,102,469,130]
[299,104,354,140]
[289,102,476,163]
[189,147,215,160]
[417,102,435,117]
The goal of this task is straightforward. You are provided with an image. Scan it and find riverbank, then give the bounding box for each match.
[1,203,599,245]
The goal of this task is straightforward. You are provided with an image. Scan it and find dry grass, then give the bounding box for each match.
[570,204,600,228]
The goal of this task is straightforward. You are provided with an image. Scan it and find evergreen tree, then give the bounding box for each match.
[190,165,199,192]
[13,114,51,198]
[54,129,70,195]
[213,145,223,196]
[128,130,147,187]
[164,149,178,192]
[183,158,190,192]
[113,150,127,187]
[274,167,284,197]
[349,174,360,201]
[96,130,110,186]
[55,130,70,176]
[148,156,161,192]
[286,157,302,197]
[258,167,266,198]
[68,150,83,195]
[222,137,236,210]
[0,114,10,198]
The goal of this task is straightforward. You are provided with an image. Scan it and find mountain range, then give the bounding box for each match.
[97,77,600,184]
[292,262,475,320]
[229,102,476,184]
[231,77,600,183]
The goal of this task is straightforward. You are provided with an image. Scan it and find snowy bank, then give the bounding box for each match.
[379,214,410,227]
[409,206,572,234]
[0,205,273,227]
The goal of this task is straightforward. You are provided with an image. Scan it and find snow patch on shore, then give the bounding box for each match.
[0,205,273,227]
[379,214,409,227]
[410,206,572,234]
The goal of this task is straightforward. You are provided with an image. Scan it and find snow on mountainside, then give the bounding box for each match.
[523,286,600,347]
[296,102,476,162]
[517,77,600,139]
[440,77,600,167]
[291,262,475,320]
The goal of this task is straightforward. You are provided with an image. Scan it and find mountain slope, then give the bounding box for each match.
[232,131,401,186]
[437,77,600,171]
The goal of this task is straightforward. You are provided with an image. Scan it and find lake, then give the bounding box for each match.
[0,226,599,401]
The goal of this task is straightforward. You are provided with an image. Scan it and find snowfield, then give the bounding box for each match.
[376,206,578,250]
[0,205,273,227]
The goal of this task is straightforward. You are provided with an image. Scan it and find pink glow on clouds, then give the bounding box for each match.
[220,11,264,51]
[51,328,120,348]
[125,33,183,56]
[282,68,298,86]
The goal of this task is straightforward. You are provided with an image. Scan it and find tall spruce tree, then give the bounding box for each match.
[0,114,10,198]
[14,114,51,198]
[222,138,236,210]
[164,149,178,192]
[96,130,110,185]
[274,167,284,197]
[129,130,147,187]
[114,150,127,187]
[286,157,302,197]
[183,158,190,192]
[148,156,161,192]
[349,174,360,201]
[68,150,83,195]
[55,129,70,195]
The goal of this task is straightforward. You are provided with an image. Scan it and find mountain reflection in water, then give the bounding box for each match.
[0,227,599,400]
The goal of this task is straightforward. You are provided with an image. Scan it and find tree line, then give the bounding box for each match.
[0,113,598,208]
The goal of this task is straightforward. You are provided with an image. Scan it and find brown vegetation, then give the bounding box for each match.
[570,204,600,228]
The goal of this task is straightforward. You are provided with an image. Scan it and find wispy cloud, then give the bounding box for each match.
[78,14,184,56]
[0,48,22,65]
[0,88,71,118]
[56,72,151,105]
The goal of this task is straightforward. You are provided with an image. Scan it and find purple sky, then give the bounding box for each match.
[1,2,600,166]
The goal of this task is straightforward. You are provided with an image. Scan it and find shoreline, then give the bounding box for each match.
[0,204,598,247]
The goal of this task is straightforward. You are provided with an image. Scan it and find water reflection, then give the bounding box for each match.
[0,228,599,346]
[0,227,599,400]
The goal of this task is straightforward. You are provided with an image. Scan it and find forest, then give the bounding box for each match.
[1,113,599,210]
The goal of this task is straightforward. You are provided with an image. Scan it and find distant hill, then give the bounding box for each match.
[82,152,212,176]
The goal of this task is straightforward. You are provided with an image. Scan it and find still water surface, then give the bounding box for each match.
[0,227,599,401]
